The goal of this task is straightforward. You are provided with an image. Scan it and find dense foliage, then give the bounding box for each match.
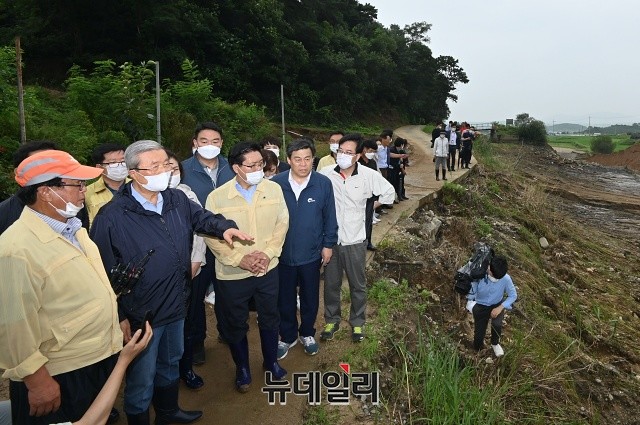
[590,135,615,154]
[514,114,547,146]
[0,49,272,200]
[0,0,467,125]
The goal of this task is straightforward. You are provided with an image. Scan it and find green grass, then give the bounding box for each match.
[392,330,506,424]
[303,405,341,425]
[548,134,633,153]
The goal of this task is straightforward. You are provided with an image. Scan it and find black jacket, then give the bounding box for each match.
[90,183,237,328]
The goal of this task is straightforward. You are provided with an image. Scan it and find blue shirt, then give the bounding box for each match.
[235,181,257,203]
[468,274,517,310]
[131,186,164,214]
[29,207,83,251]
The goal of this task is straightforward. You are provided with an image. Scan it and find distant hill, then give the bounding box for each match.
[546,123,586,133]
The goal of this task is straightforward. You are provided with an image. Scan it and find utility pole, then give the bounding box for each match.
[552,120,555,134]
[280,84,286,153]
[155,61,161,144]
[15,37,26,144]
[588,116,591,134]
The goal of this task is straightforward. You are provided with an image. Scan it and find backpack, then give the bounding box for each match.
[453,242,494,295]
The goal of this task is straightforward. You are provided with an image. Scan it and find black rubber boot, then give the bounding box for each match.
[259,329,287,380]
[228,336,251,393]
[127,411,150,425]
[435,170,439,181]
[152,380,202,424]
[442,170,447,180]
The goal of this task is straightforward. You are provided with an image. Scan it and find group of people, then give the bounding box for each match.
[0,122,517,425]
[431,121,478,180]
[0,123,397,425]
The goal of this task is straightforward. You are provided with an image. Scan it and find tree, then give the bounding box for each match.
[517,118,547,146]
[590,135,614,154]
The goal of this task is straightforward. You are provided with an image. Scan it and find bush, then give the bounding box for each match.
[590,135,614,154]
[517,120,547,145]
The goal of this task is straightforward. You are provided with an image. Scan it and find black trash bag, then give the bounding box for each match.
[453,242,494,295]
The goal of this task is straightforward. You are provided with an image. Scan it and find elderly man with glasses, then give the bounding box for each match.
[0,150,123,425]
[204,142,289,394]
[90,140,251,425]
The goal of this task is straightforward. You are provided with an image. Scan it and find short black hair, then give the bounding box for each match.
[394,137,407,147]
[357,139,377,153]
[91,143,126,165]
[286,138,316,158]
[193,122,223,140]
[16,177,63,206]
[260,136,281,148]
[329,131,345,139]
[490,255,508,280]
[228,142,262,167]
[380,129,393,138]
[12,140,59,168]
[338,134,363,152]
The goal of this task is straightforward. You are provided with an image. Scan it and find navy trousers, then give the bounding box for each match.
[278,259,322,344]
[216,267,280,344]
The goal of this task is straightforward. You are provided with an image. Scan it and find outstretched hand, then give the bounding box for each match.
[223,228,254,245]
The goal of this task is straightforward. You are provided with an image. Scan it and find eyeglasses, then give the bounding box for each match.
[133,163,172,173]
[337,149,356,156]
[53,181,87,189]
[240,161,265,170]
[100,161,126,168]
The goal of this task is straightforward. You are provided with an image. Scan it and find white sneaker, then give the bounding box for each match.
[492,344,504,357]
[296,294,301,311]
[204,291,215,306]
[372,216,381,224]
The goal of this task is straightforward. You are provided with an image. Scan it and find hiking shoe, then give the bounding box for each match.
[492,344,504,357]
[277,339,297,360]
[352,326,365,343]
[204,291,215,306]
[320,323,340,341]
[299,336,319,356]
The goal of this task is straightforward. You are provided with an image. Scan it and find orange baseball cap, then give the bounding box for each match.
[15,150,103,187]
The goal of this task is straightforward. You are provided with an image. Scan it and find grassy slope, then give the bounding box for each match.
[305,139,640,424]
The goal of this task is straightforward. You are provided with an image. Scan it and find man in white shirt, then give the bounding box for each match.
[319,134,395,342]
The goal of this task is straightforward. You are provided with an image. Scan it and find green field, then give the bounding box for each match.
[548,134,635,153]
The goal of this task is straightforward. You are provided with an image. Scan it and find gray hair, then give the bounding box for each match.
[125,140,163,170]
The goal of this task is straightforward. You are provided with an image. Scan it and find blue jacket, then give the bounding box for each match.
[181,154,235,205]
[272,171,338,266]
[90,183,237,328]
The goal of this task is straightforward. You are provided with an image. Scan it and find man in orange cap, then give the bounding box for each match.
[0,150,124,425]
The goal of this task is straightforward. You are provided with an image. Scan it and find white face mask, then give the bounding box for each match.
[168,173,181,189]
[49,189,84,219]
[139,170,171,192]
[242,169,264,186]
[329,143,339,154]
[365,152,376,160]
[267,148,280,158]
[197,145,221,160]
[440,134,446,138]
[105,164,128,182]
[336,152,354,170]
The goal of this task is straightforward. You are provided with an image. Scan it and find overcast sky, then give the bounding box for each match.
[366,0,638,127]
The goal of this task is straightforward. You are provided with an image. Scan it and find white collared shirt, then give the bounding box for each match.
[287,171,311,201]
